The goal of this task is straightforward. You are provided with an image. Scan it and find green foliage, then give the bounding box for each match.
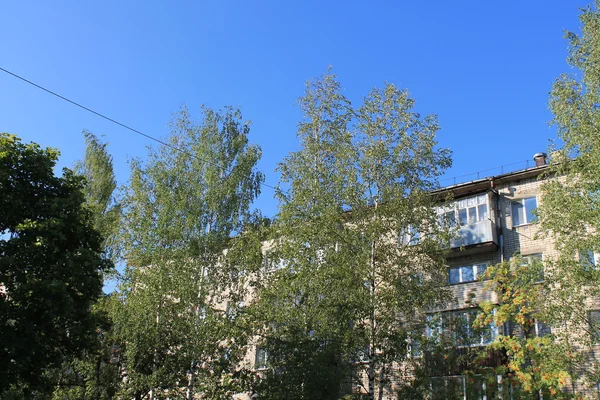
[115,106,263,398]
[536,1,600,393]
[0,134,112,397]
[476,256,577,399]
[49,296,122,400]
[251,71,453,399]
[74,130,121,262]
[47,132,124,400]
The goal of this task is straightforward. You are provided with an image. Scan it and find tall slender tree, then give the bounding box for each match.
[74,130,121,262]
[50,132,122,400]
[251,72,453,399]
[115,106,263,399]
[536,1,600,392]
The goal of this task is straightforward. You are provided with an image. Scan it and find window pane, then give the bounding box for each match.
[590,311,600,342]
[536,321,552,337]
[511,201,524,226]
[481,323,496,344]
[468,207,477,224]
[458,199,468,208]
[445,211,456,227]
[255,347,268,369]
[580,250,596,270]
[410,339,422,357]
[461,266,474,282]
[409,225,421,244]
[526,254,543,263]
[453,312,472,344]
[478,204,488,221]
[458,208,468,225]
[449,268,460,284]
[477,194,487,205]
[476,263,488,279]
[467,196,477,207]
[426,314,440,337]
[525,197,537,223]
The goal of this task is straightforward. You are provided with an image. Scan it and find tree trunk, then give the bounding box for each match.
[368,238,376,400]
[377,366,386,400]
[186,368,194,400]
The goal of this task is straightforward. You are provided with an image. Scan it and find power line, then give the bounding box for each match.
[0,66,279,191]
[1,66,536,194]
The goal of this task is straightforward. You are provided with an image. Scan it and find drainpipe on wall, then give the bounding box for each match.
[490,178,504,263]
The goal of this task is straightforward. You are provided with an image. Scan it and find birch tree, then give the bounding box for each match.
[115,106,263,399]
[536,1,600,392]
[252,72,453,399]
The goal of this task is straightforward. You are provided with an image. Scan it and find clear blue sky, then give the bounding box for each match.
[0,1,590,218]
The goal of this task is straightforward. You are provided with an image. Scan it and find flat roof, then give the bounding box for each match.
[433,164,549,199]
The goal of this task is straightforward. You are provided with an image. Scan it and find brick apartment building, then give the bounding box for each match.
[242,153,600,399]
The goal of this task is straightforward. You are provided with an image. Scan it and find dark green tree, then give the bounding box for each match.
[0,134,112,397]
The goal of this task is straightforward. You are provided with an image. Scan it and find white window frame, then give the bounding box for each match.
[255,346,269,370]
[448,262,489,284]
[426,309,498,347]
[511,196,538,226]
[356,345,370,363]
[520,253,544,282]
[438,193,489,228]
[399,224,421,246]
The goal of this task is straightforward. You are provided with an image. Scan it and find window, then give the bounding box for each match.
[410,272,424,286]
[255,347,269,369]
[400,224,421,246]
[225,301,244,320]
[431,375,501,400]
[356,345,370,363]
[426,309,498,346]
[505,318,552,338]
[534,320,552,337]
[263,255,289,272]
[408,337,422,358]
[521,253,544,282]
[431,376,465,399]
[511,196,537,226]
[589,310,600,343]
[580,250,600,270]
[438,193,489,228]
[448,262,489,284]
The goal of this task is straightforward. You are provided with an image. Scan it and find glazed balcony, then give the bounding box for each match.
[448,220,498,257]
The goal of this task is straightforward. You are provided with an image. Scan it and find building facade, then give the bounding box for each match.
[245,154,600,399]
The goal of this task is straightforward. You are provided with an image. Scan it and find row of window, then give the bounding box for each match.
[442,193,538,228]
[401,193,538,247]
[448,263,489,284]
[255,310,558,370]
[448,254,543,285]
[425,309,498,347]
[429,375,553,400]
[439,193,489,227]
